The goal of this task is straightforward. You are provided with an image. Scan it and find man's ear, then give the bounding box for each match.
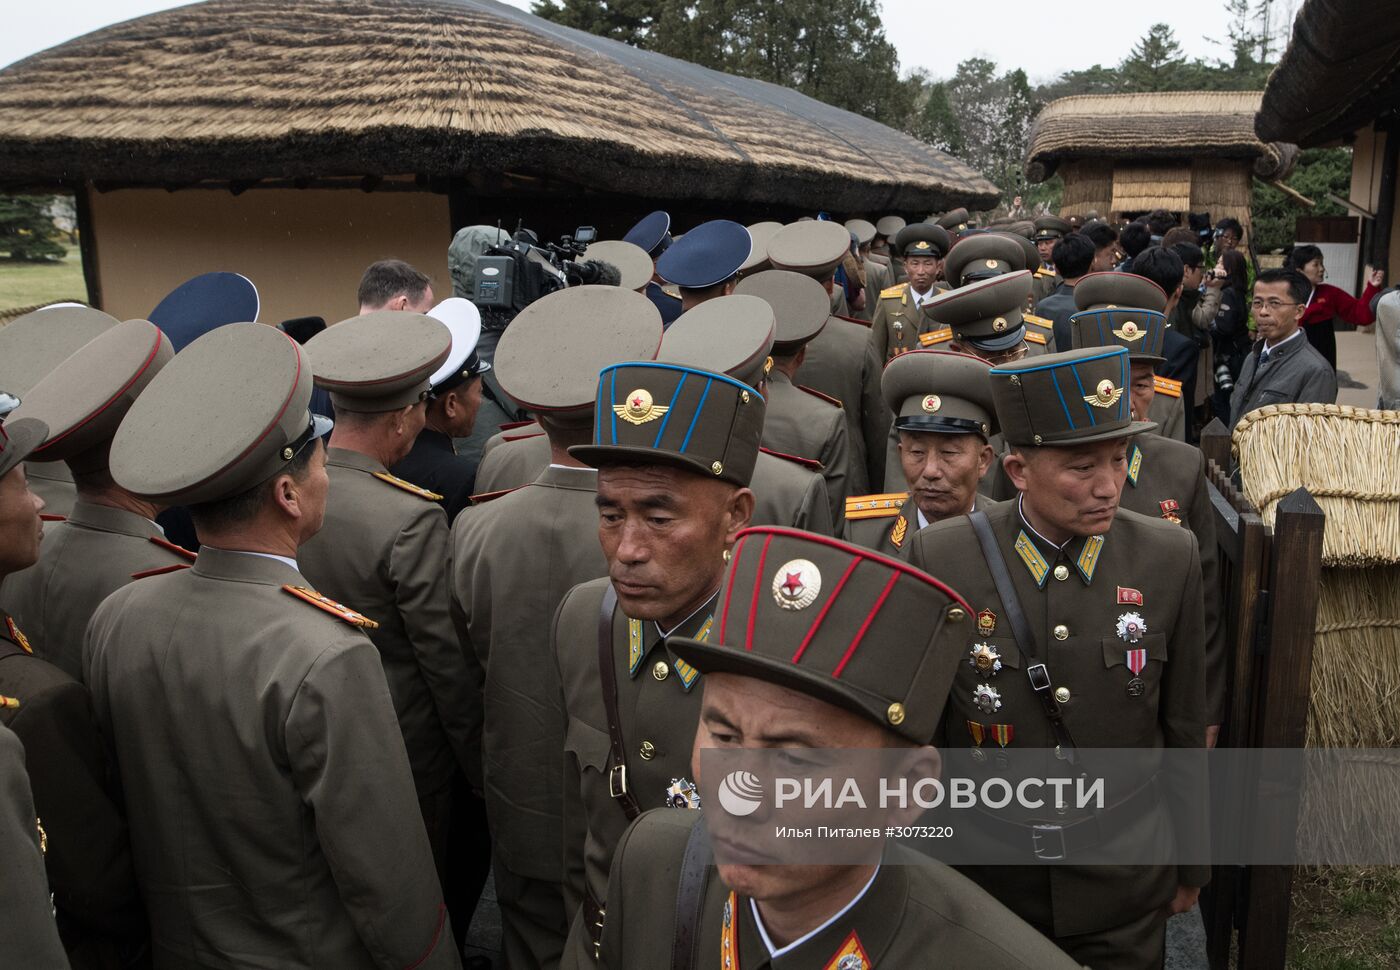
[1003,449,1031,493]
[725,488,756,544]
[976,443,995,479]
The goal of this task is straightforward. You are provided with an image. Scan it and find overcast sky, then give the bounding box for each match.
[4,0,1285,83]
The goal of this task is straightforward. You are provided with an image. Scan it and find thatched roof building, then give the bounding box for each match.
[1025,92,1297,234]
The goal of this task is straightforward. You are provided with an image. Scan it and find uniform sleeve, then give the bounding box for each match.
[860,340,892,493]
[287,639,460,970]
[867,301,890,363]
[1184,451,1225,724]
[446,523,487,796]
[820,415,851,523]
[553,594,589,920]
[799,474,835,537]
[391,505,483,789]
[0,727,71,969]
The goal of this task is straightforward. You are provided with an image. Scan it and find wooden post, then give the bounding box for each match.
[1200,418,1231,474]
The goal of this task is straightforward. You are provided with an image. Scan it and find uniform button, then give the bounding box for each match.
[1054,687,1071,703]
[1053,624,1069,640]
[1053,564,1069,582]
[652,661,670,681]
[639,741,656,760]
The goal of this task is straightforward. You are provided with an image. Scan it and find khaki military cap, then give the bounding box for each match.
[1069,272,1169,364]
[584,240,655,292]
[882,350,997,438]
[1033,215,1072,241]
[658,295,775,389]
[1008,220,1036,239]
[925,270,1033,352]
[1005,231,1042,273]
[1073,271,1168,313]
[767,221,850,278]
[494,285,662,425]
[307,311,450,412]
[669,527,972,743]
[935,208,971,232]
[990,346,1155,447]
[733,270,828,353]
[11,319,173,472]
[844,219,877,246]
[0,306,120,398]
[875,215,906,238]
[110,324,325,505]
[571,362,765,487]
[0,418,48,479]
[943,233,1026,288]
[740,222,784,274]
[893,223,951,260]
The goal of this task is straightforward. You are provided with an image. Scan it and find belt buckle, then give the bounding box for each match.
[608,764,628,799]
[1026,663,1051,692]
[1031,823,1068,861]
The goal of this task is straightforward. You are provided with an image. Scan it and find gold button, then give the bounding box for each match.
[887,702,906,725]
[1053,564,1069,582]
[947,607,966,622]
[1054,687,1071,703]
[740,390,750,404]
[652,661,670,681]
[711,461,723,476]
[639,741,655,760]
[1053,624,1069,640]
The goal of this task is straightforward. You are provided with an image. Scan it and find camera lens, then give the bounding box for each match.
[1215,362,1235,393]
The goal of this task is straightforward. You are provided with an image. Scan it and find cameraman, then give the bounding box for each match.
[1209,249,1251,423]
[1171,242,1226,423]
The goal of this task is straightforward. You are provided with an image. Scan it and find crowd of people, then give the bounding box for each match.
[0,203,1375,970]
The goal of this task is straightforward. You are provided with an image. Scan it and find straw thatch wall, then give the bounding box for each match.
[1056,159,1113,218]
[1054,156,1256,230]
[0,0,997,213]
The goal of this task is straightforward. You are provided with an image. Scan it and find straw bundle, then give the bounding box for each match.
[1109,164,1191,213]
[1308,568,1400,748]
[1234,404,1400,567]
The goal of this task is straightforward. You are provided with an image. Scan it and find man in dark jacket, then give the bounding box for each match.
[1230,269,1338,427]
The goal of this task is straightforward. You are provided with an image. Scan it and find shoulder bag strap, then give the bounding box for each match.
[599,584,643,820]
[670,818,713,970]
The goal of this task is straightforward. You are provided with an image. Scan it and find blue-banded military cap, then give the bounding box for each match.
[1069,272,1169,364]
[148,272,259,352]
[656,221,752,289]
[990,346,1155,447]
[623,211,673,259]
[571,362,765,487]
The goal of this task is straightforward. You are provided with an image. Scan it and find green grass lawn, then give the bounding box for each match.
[1289,868,1400,968]
[0,252,88,311]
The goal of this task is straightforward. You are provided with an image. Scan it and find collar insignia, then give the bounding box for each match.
[1014,531,1050,588]
[1127,444,1142,487]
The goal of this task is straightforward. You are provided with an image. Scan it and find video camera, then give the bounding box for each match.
[472,223,620,329]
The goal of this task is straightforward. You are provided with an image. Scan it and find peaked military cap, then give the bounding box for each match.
[1005,231,1043,274]
[306,311,450,412]
[1008,220,1036,239]
[943,233,1027,288]
[494,285,662,425]
[623,210,673,259]
[584,240,655,292]
[734,270,829,353]
[658,295,775,389]
[656,220,752,288]
[990,346,1155,447]
[882,350,997,438]
[766,221,850,278]
[934,208,971,232]
[0,418,48,479]
[110,324,327,505]
[875,215,906,239]
[924,270,1033,353]
[669,527,972,743]
[1069,272,1168,364]
[844,219,877,247]
[426,298,489,393]
[893,223,952,261]
[571,362,765,487]
[149,272,260,352]
[740,222,784,274]
[1033,215,1072,241]
[11,319,173,472]
[0,306,120,398]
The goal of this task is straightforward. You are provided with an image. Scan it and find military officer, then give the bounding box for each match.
[943,232,1027,288]
[0,306,120,518]
[867,223,954,363]
[935,206,973,235]
[451,285,662,970]
[907,346,1209,969]
[658,295,836,536]
[1149,373,1188,441]
[596,527,1083,970]
[847,218,892,321]
[655,220,752,313]
[582,239,654,293]
[1032,215,1072,303]
[299,312,480,880]
[86,323,458,968]
[740,221,783,277]
[845,350,998,558]
[1068,273,1225,739]
[871,214,904,258]
[623,210,682,326]
[732,270,850,520]
[555,360,760,966]
[765,219,890,493]
[0,320,190,683]
[472,420,551,495]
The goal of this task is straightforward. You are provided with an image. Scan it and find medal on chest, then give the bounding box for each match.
[1125,648,1148,697]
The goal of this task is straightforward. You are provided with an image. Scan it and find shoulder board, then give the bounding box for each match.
[759,446,823,472]
[39,513,67,523]
[1153,376,1183,398]
[834,314,871,328]
[469,486,523,505]
[660,284,681,299]
[371,471,444,501]
[1024,331,1048,346]
[919,329,954,347]
[502,430,546,443]
[149,535,198,561]
[797,385,842,408]
[132,563,191,580]
[845,492,908,520]
[497,419,537,432]
[0,695,19,710]
[1022,313,1052,328]
[879,285,906,299]
[282,585,380,629]
[1034,268,1057,279]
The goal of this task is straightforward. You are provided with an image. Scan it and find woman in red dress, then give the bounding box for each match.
[1285,244,1385,369]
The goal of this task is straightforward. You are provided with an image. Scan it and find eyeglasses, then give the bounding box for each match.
[1250,299,1298,312]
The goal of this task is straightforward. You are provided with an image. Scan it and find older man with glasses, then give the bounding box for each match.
[1228,268,1338,429]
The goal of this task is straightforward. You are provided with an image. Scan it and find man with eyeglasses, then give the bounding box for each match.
[1228,269,1337,429]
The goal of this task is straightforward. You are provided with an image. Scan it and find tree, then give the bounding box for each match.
[0,196,66,262]
[1120,23,1187,92]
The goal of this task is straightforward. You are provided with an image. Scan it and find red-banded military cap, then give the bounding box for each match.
[307,311,451,412]
[0,306,120,398]
[0,418,48,479]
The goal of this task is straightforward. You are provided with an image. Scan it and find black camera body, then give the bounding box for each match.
[472,225,615,329]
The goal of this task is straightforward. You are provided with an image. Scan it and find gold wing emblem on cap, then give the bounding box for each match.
[614,388,669,425]
[1084,379,1124,408]
[1112,320,1147,341]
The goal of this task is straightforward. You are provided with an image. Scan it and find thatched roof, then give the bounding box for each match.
[0,0,998,212]
[1026,92,1297,184]
[1256,0,1400,147]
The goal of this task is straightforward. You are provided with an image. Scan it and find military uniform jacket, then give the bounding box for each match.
[25,461,77,519]
[451,464,605,880]
[868,283,940,364]
[1148,381,1187,441]
[599,810,1083,970]
[908,501,1209,938]
[0,500,192,682]
[0,618,142,962]
[751,449,835,537]
[0,721,69,968]
[299,448,480,795]
[474,429,550,495]
[391,428,477,524]
[799,316,889,494]
[844,494,987,559]
[860,258,892,321]
[760,372,849,523]
[555,578,715,934]
[1032,267,1062,306]
[84,549,458,970]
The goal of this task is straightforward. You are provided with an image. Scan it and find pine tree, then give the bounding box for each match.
[1120,24,1186,92]
[0,196,66,262]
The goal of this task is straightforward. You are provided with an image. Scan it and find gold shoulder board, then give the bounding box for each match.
[371,471,444,501]
[282,585,380,629]
[1153,376,1183,398]
[1024,331,1048,345]
[845,492,908,520]
[919,329,954,347]
[879,285,906,299]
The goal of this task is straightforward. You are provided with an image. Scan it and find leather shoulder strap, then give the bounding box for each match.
[670,818,713,970]
[599,585,643,820]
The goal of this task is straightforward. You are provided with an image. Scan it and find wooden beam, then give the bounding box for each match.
[1260,177,1316,208]
[74,182,103,311]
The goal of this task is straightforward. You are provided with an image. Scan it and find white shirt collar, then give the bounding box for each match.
[916,507,930,531]
[654,591,719,640]
[1263,327,1304,353]
[220,549,301,572]
[1017,494,1072,552]
[750,865,880,958]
